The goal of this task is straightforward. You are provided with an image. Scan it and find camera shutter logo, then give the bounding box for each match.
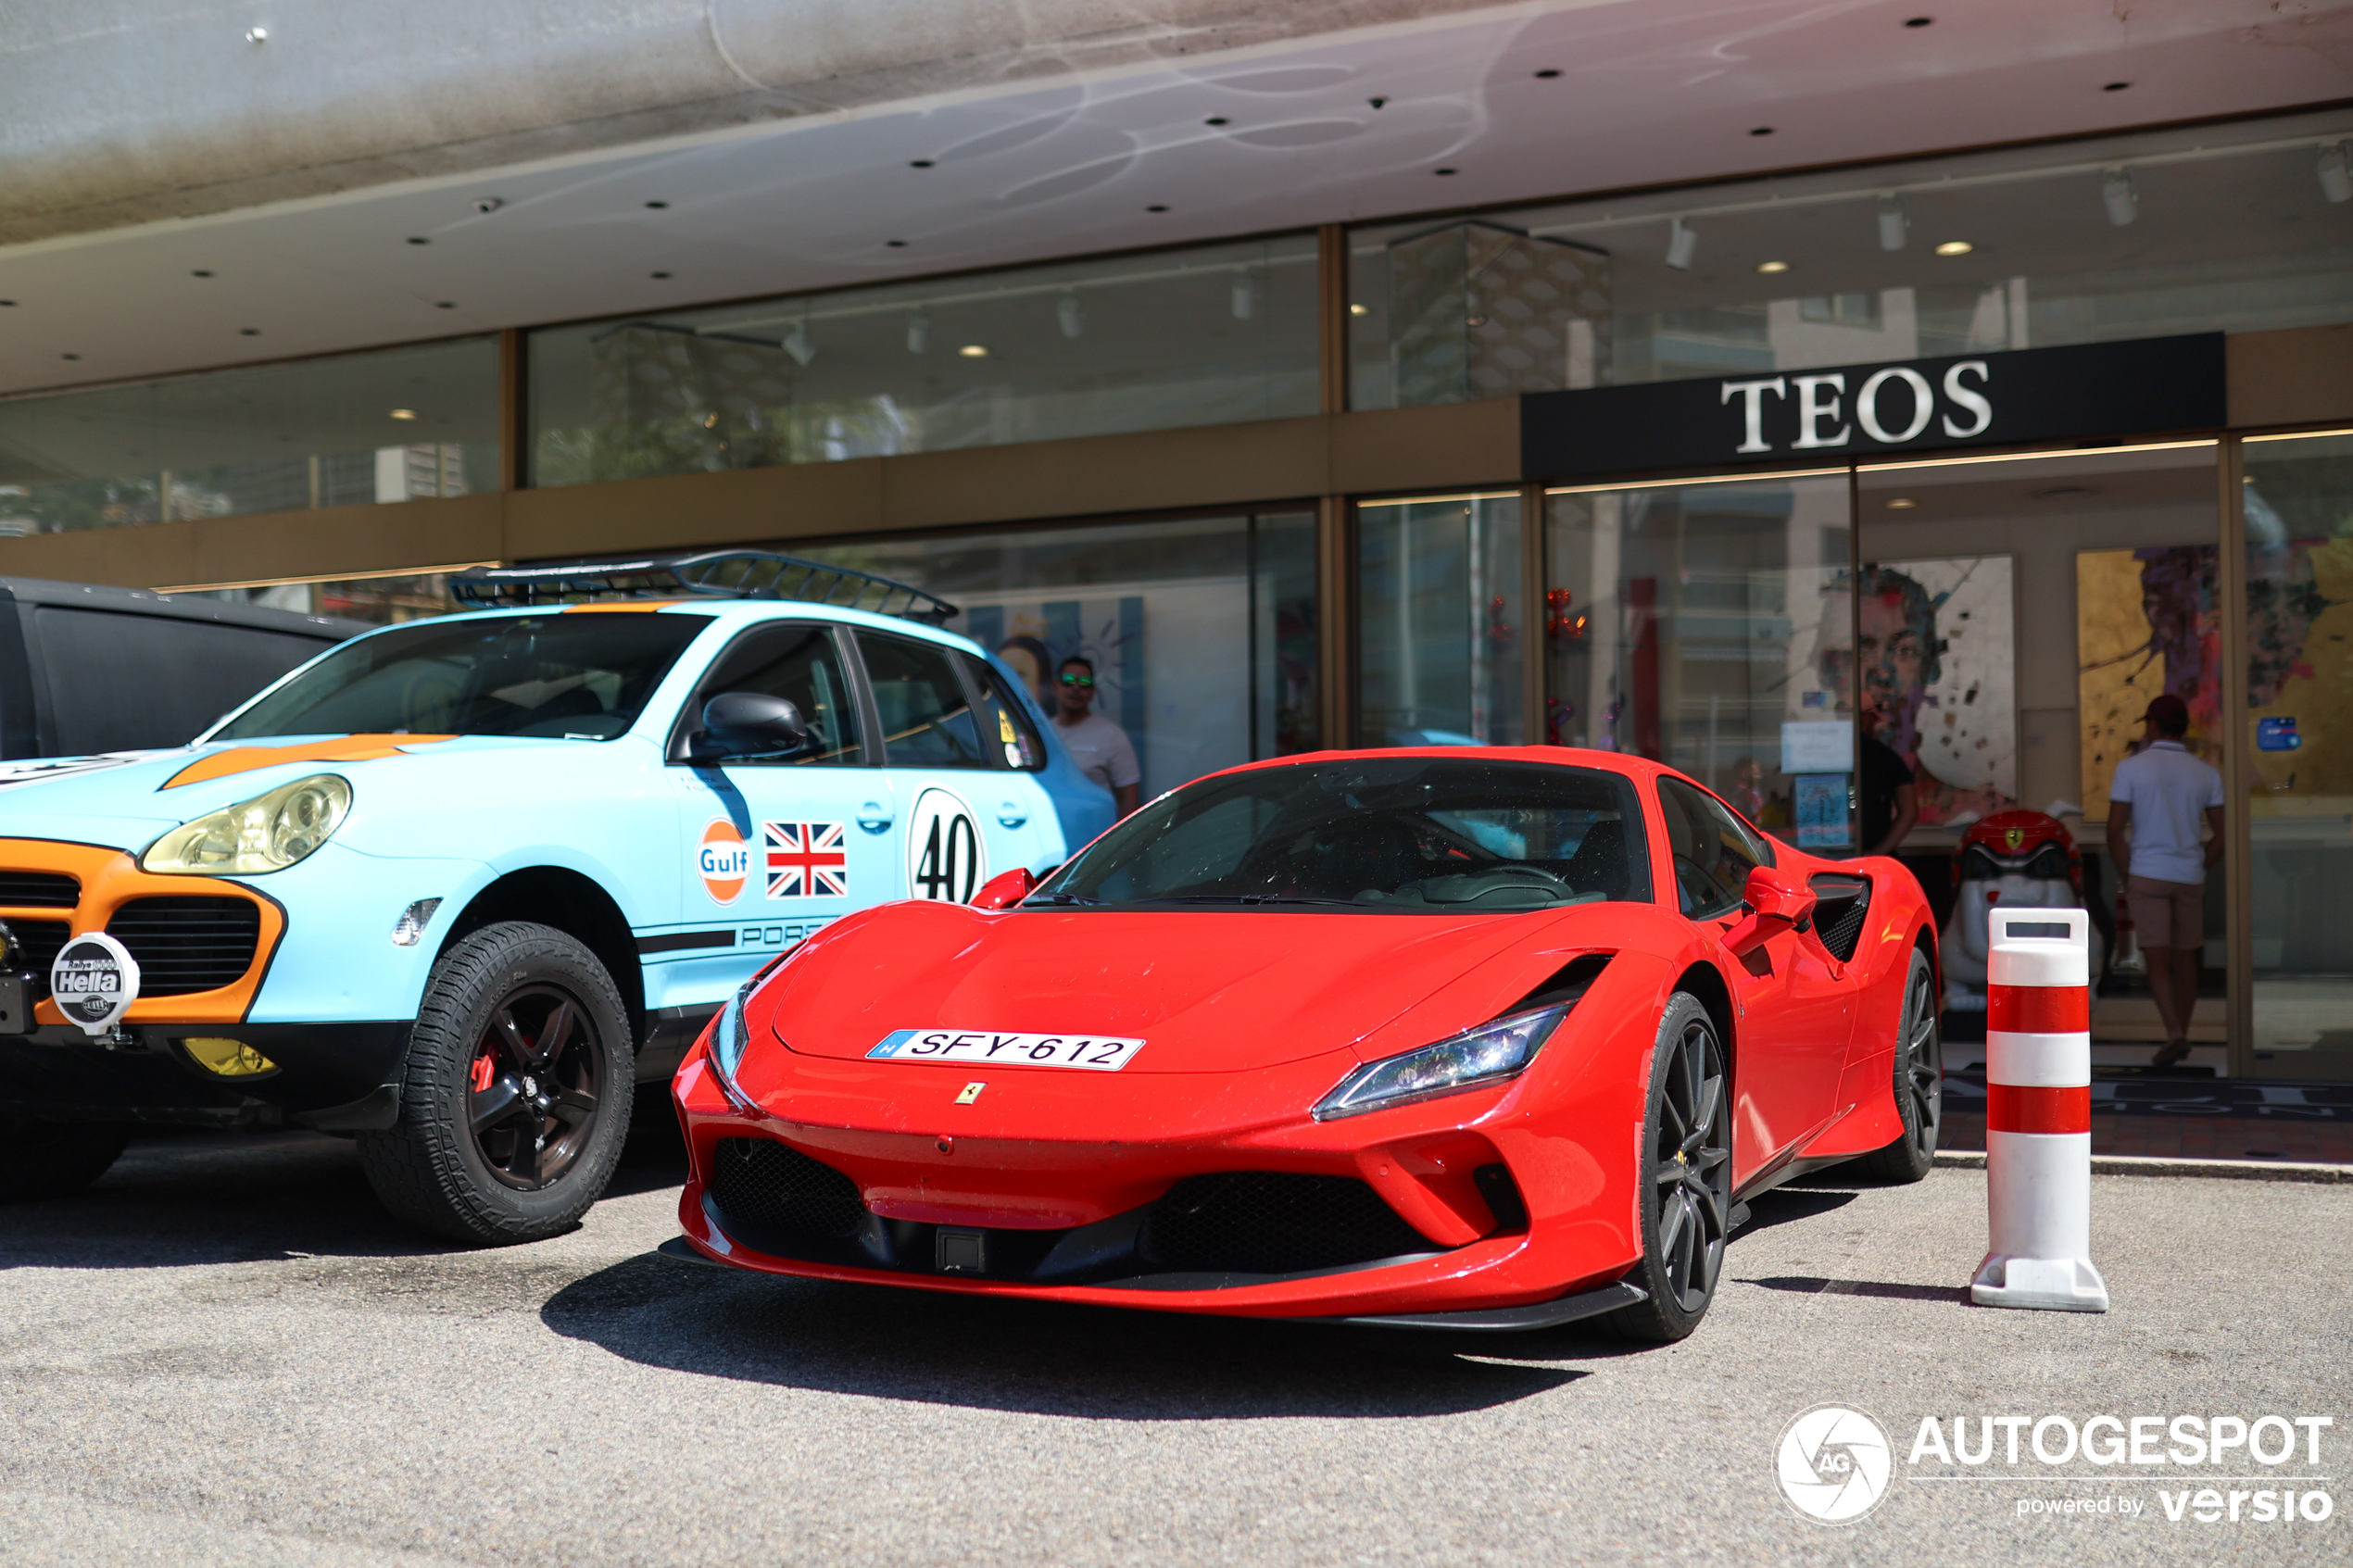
[51,932,142,1037]
[1776,1405,1894,1524]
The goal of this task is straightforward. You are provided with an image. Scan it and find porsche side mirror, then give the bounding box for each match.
[971,867,1037,910]
[691,692,809,761]
[1723,864,1818,956]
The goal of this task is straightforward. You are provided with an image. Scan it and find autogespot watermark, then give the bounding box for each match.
[1776,1408,2337,1527]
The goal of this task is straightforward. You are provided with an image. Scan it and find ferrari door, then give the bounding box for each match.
[1655,777,1847,1182]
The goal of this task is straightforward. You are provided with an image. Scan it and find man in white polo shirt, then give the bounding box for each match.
[1052,656,1141,818]
[2108,693,2224,1068]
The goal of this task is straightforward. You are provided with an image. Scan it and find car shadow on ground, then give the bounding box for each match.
[3,1086,694,1271]
[541,1253,1592,1419]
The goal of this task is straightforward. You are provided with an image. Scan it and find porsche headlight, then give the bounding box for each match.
[1313,1004,1567,1122]
[141,773,352,875]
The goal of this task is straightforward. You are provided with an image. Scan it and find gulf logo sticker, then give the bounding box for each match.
[698,818,752,903]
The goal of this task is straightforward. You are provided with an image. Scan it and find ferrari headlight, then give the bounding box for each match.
[1313,1004,1567,1122]
[141,774,352,875]
[707,978,757,1098]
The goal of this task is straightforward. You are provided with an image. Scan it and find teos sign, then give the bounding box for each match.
[1521,333,2224,480]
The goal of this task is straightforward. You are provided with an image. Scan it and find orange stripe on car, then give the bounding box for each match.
[565,601,685,613]
[161,734,456,790]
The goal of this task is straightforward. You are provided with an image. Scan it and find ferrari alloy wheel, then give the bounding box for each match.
[358,922,634,1245]
[1605,993,1732,1343]
[0,1114,132,1202]
[1854,947,1942,1184]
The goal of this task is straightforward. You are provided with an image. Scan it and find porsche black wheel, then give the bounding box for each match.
[1604,993,1731,1343]
[358,922,633,1245]
[1853,947,1941,1184]
[0,1115,131,1202]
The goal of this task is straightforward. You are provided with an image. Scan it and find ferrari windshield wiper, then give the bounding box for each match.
[1151,894,1366,909]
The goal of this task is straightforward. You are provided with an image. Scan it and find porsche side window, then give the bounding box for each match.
[957,653,1047,771]
[675,624,862,766]
[857,634,988,769]
[1656,776,1762,922]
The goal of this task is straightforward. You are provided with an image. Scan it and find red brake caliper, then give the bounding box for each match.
[469,1051,496,1093]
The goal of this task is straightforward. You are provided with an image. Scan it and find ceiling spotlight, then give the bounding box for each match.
[1349,303,1369,316]
[906,311,930,354]
[1057,288,1084,339]
[1666,218,1698,271]
[958,344,989,358]
[1146,204,1169,213]
[1534,69,1562,79]
[389,408,418,420]
[650,270,671,280]
[910,159,935,169]
[1904,16,1932,26]
[644,200,669,209]
[472,196,503,215]
[1231,270,1258,320]
[2320,143,2352,205]
[1755,260,1790,274]
[1205,117,1229,127]
[238,327,260,336]
[191,269,214,278]
[2102,168,2137,227]
[1934,239,1973,257]
[1749,127,1775,137]
[1434,167,1457,177]
[435,301,456,309]
[245,26,268,43]
[2103,82,2131,92]
[783,321,815,366]
[406,236,430,245]
[1878,194,1908,252]
[886,239,907,248]
[1367,95,1389,108]
[1884,496,1917,509]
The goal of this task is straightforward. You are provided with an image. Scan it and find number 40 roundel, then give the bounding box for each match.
[906,786,988,904]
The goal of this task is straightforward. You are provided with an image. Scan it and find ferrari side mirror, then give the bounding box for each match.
[1723,864,1818,956]
[971,867,1037,910]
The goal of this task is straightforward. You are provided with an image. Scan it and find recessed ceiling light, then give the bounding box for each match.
[650,270,672,279]
[0,299,15,307]
[1434,167,1457,176]
[60,352,79,360]
[1756,260,1790,274]
[472,196,503,214]
[1904,16,1932,26]
[645,200,669,209]
[1146,204,1169,212]
[1349,303,1369,316]
[959,345,989,358]
[1884,496,1917,509]
[886,240,907,248]
[1934,240,1973,256]
[390,408,418,420]
[239,328,260,336]
[245,26,267,43]
[2103,81,2131,92]
[1534,69,1561,79]
[435,301,456,308]
[1205,117,1229,126]
[192,270,214,278]
[406,236,430,245]
[910,159,935,169]
[1750,126,1775,137]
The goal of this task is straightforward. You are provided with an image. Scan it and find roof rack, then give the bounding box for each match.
[447,549,960,624]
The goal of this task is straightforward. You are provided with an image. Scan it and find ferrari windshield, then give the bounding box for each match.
[1038,757,1652,912]
[211,613,712,742]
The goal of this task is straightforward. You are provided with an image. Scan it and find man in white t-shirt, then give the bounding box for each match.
[2108,693,2224,1068]
[1053,656,1141,817]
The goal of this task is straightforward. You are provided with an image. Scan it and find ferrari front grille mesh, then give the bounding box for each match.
[105,897,263,997]
[1140,1172,1434,1275]
[707,1136,869,1249]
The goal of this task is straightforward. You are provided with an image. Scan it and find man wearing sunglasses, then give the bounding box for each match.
[1052,656,1142,818]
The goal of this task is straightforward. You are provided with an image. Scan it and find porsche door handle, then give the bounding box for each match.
[857,802,893,834]
[996,802,1028,828]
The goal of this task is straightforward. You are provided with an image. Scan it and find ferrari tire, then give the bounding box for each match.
[1851,947,1942,1185]
[0,1115,131,1202]
[1603,993,1732,1344]
[358,922,633,1246]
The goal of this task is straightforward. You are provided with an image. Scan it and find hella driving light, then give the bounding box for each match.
[1313,1004,1568,1122]
[142,774,352,875]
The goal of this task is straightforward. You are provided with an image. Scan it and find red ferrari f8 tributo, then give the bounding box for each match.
[672,748,1941,1340]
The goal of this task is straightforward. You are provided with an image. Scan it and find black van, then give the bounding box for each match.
[0,578,367,761]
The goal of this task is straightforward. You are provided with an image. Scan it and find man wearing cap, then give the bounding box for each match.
[2107,693,2224,1068]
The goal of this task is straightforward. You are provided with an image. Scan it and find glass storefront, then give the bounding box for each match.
[1543,472,1857,849]
[530,234,1318,488]
[791,512,1317,798]
[183,571,465,626]
[1348,110,2353,410]
[1356,493,1526,747]
[2243,430,2353,1080]
[0,339,499,534]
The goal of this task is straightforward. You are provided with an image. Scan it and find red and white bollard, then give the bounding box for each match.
[1970,908,2109,1312]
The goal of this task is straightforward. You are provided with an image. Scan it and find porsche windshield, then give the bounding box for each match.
[1038,758,1652,912]
[211,613,713,742]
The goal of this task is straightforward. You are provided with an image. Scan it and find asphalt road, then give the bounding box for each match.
[1,1111,2345,1567]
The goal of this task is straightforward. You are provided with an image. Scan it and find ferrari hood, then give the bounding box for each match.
[760,900,1614,1074]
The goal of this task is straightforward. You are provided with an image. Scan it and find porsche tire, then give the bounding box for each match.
[0,1115,131,1201]
[1851,947,1941,1185]
[358,922,633,1246]
[1603,993,1731,1344]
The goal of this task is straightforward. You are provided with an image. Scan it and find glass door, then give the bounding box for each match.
[2243,430,2353,1082]
[1542,471,1856,848]
[1357,493,1527,747]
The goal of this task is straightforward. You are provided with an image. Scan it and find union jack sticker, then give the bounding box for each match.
[763,821,849,898]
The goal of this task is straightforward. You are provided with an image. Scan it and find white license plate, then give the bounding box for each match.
[867,1029,1145,1072]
